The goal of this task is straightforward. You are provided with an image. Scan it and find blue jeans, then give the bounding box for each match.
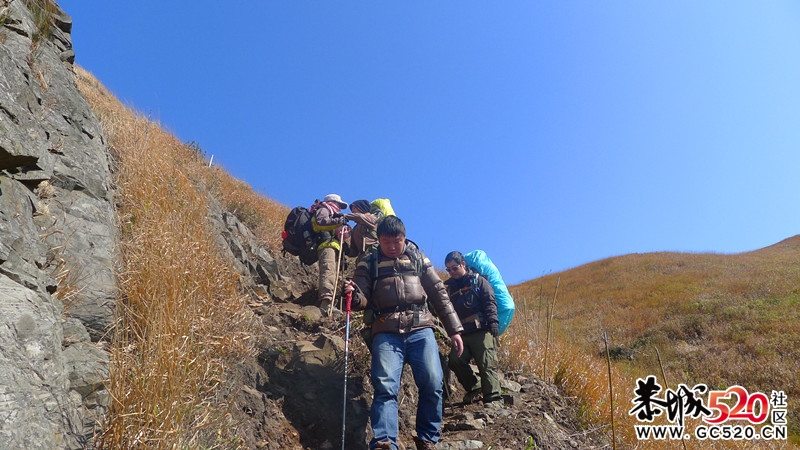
[370,328,443,450]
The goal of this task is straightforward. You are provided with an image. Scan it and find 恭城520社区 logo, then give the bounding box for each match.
[629,376,788,441]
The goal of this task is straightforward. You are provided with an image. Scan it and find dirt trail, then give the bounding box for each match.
[227,290,610,450]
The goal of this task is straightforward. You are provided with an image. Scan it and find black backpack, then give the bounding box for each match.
[281,206,320,265]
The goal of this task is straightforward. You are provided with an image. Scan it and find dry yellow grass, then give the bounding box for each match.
[204,164,289,253]
[501,240,800,449]
[74,66,285,449]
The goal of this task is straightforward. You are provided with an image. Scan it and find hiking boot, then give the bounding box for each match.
[462,388,482,404]
[319,301,340,317]
[319,301,331,314]
[483,399,504,410]
[413,437,437,450]
[373,441,393,450]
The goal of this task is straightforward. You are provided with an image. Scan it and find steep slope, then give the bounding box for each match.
[76,39,798,450]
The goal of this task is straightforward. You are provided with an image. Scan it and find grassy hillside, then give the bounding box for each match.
[500,238,800,448]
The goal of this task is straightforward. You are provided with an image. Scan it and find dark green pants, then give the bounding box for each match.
[448,330,501,403]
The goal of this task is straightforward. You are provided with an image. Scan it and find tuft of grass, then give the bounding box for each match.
[173,140,289,252]
[1,3,13,36]
[204,165,288,252]
[23,0,58,46]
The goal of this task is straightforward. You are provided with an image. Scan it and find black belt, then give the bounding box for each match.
[378,304,423,315]
[378,303,424,326]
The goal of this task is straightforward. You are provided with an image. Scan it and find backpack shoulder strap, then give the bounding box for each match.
[403,239,425,275]
[363,251,380,313]
[366,251,379,281]
[367,241,424,288]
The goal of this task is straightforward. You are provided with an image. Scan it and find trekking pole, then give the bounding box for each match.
[340,287,353,450]
[330,230,346,315]
[441,354,453,414]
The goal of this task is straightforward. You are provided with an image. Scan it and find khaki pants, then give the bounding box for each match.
[448,330,501,403]
[318,247,337,306]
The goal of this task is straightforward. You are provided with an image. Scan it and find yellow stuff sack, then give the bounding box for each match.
[370,198,395,218]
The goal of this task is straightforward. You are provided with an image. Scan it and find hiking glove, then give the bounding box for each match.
[489,322,499,338]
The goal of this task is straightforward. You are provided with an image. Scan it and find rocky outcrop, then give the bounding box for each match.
[0,1,115,448]
[208,197,318,303]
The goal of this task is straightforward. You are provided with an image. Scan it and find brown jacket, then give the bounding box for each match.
[344,211,379,257]
[351,241,463,338]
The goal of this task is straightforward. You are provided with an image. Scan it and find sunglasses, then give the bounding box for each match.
[445,265,461,273]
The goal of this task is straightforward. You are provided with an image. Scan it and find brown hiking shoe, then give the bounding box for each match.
[413,437,437,450]
[373,441,393,450]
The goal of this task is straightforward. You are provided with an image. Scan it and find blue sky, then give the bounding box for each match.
[59,1,800,285]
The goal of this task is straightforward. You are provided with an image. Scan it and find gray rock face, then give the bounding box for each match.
[2,2,311,448]
[0,1,115,448]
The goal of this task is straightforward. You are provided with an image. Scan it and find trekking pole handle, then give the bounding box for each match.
[344,278,353,314]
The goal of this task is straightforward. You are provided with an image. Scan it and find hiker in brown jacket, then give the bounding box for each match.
[344,199,379,259]
[344,215,463,450]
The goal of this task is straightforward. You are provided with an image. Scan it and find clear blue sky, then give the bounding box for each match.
[59,1,800,285]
